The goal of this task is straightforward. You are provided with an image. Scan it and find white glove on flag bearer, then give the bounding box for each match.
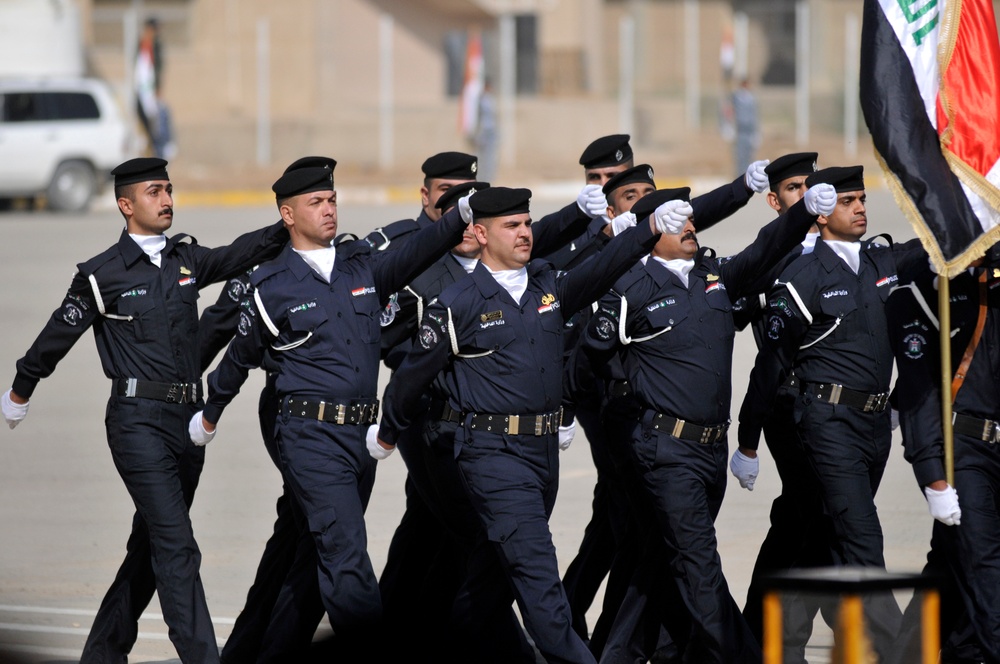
[558,421,577,451]
[924,484,961,526]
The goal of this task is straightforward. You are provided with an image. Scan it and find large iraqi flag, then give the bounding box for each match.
[861,0,1000,276]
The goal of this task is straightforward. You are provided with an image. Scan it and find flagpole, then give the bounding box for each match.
[939,275,955,486]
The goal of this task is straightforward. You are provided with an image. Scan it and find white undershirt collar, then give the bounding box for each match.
[825,240,862,274]
[484,264,528,304]
[293,245,337,282]
[129,233,167,268]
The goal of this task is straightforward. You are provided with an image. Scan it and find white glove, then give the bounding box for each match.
[458,192,475,225]
[367,424,395,460]
[653,200,694,235]
[2,389,28,430]
[744,159,771,194]
[610,211,637,236]
[890,408,900,431]
[558,421,577,451]
[729,449,759,491]
[804,183,837,217]
[924,484,961,526]
[188,411,216,446]
[576,184,608,219]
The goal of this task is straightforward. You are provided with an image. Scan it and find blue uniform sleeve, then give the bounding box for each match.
[556,221,660,315]
[191,220,288,287]
[377,301,454,445]
[690,173,752,233]
[13,271,100,399]
[736,282,810,450]
[530,201,596,260]
[717,198,816,302]
[203,293,270,425]
[370,207,466,298]
[198,271,253,372]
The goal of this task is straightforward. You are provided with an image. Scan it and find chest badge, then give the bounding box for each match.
[180,266,192,275]
[541,293,555,305]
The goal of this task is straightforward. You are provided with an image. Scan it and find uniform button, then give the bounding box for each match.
[493,344,499,350]
[346,339,351,345]
[540,368,545,373]
[355,367,360,372]
[530,339,535,344]
[337,312,343,318]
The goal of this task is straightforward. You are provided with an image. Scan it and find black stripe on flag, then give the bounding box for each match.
[860,0,981,262]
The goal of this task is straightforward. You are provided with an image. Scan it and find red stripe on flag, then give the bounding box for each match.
[937,0,1000,177]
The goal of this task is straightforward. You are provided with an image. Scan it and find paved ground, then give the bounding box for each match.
[0,187,935,662]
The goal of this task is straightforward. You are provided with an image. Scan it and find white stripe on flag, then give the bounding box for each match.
[877,0,943,127]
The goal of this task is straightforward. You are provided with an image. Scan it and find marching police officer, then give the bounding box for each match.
[737,166,926,658]
[887,255,1000,662]
[192,159,469,660]
[581,182,835,662]
[373,186,673,664]
[2,157,289,663]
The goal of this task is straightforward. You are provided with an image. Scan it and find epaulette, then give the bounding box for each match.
[76,245,120,276]
[774,250,816,283]
[528,259,553,276]
[614,261,647,292]
[334,232,359,246]
[336,237,373,259]
[365,218,420,249]
[170,233,197,246]
[866,233,893,249]
[249,260,288,288]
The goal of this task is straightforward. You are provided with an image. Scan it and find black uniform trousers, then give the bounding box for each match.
[220,383,323,663]
[619,410,760,664]
[794,397,902,657]
[273,406,381,659]
[742,389,835,658]
[395,415,534,663]
[81,392,218,664]
[455,423,597,664]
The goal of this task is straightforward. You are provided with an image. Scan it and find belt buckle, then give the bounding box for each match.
[507,415,519,436]
[987,420,1000,445]
[826,384,843,405]
[336,403,347,425]
[671,418,685,439]
[124,377,138,398]
[166,383,179,403]
[865,392,888,413]
[699,427,712,445]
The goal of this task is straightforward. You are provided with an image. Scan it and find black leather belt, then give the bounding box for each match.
[284,397,379,425]
[428,399,462,423]
[953,412,1000,444]
[607,380,633,399]
[469,409,563,436]
[778,373,800,394]
[651,413,729,444]
[116,378,201,404]
[801,382,889,413]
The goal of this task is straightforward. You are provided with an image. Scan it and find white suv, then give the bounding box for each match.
[0,77,138,212]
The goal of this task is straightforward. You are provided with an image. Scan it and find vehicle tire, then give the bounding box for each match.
[47,161,97,212]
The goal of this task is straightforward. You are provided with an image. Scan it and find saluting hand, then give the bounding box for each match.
[2,389,28,430]
[577,184,609,220]
[744,159,771,194]
[653,200,694,235]
[804,182,837,217]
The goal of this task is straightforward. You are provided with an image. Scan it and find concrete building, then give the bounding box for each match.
[70,0,896,184]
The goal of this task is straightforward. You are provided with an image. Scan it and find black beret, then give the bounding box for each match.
[806,165,865,193]
[272,166,335,200]
[602,164,656,196]
[468,186,531,220]
[629,187,691,224]
[283,156,337,174]
[765,152,818,190]
[421,152,479,180]
[112,157,169,187]
[436,181,491,211]
[579,134,632,169]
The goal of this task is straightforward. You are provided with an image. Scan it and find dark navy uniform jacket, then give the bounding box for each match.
[583,198,818,427]
[888,265,1000,487]
[14,222,288,398]
[737,236,925,449]
[377,207,602,372]
[377,221,662,445]
[203,209,467,423]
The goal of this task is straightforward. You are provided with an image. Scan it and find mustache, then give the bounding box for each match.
[681,230,697,242]
[159,207,173,217]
